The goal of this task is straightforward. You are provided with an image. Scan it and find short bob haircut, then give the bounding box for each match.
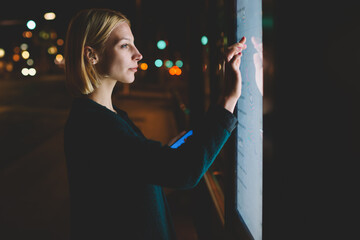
[65,8,130,96]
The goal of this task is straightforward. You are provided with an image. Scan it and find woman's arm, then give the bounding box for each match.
[100,105,237,189]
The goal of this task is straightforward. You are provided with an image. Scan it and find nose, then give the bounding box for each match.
[133,46,143,62]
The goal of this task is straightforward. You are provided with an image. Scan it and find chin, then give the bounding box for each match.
[117,76,135,84]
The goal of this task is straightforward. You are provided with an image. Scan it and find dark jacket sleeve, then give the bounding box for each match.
[67,105,237,190]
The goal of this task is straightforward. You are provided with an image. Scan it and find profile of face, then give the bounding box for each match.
[97,22,143,84]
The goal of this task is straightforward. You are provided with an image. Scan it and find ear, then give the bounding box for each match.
[84,46,99,65]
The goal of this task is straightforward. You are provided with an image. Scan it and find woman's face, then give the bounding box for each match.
[98,22,142,83]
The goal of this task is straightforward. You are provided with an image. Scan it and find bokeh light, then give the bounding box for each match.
[140,62,148,70]
[44,12,56,20]
[175,60,183,68]
[47,46,57,55]
[157,40,166,50]
[154,59,163,67]
[55,54,63,62]
[12,54,20,62]
[21,68,36,76]
[201,35,208,46]
[20,43,28,51]
[56,39,64,46]
[5,63,13,72]
[0,48,5,58]
[27,59,34,66]
[21,51,30,59]
[26,20,36,30]
[28,68,36,76]
[169,66,182,76]
[165,60,173,68]
[22,31,32,38]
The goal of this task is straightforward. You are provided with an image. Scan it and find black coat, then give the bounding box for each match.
[64,97,237,239]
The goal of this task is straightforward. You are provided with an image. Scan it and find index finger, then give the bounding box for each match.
[239,36,246,44]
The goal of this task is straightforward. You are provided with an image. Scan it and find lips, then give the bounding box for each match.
[129,66,138,72]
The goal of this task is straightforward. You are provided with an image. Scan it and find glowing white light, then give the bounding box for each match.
[21,51,30,59]
[20,43,28,50]
[21,68,29,76]
[26,20,36,30]
[0,48,5,58]
[44,12,56,20]
[28,68,36,76]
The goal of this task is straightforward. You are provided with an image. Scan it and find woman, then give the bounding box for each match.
[64,8,246,240]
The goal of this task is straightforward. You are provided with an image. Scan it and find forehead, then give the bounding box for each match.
[108,22,134,44]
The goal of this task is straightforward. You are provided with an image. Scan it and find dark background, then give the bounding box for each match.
[1,0,360,239]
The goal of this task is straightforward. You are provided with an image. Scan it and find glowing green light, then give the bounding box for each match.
[157,40,166,50]
[165,60,173,68]
[175,60,183,68]
[201,36,208,45]
[155,59,163,67]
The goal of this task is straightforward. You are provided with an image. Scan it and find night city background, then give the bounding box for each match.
[1,0,360,239]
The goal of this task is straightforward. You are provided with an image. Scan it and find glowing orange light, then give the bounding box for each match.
[55,54,63,63]
[6,63,13,72]
[13,47,20,54]
[50,31,57,40]
[57,39,64,46]
[12,54,20,62]
[175,67,182,75]
[140,62,148,70]
[22,31,32,38]
[169,66,182,76]
[169,67,176,75]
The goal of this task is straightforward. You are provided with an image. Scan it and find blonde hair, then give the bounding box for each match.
[65,8,130,96]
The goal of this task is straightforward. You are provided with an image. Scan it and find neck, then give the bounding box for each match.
[88,78,117,113]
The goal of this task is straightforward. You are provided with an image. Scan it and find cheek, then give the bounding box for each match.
[99,50,126,75]
[110,50,127,69]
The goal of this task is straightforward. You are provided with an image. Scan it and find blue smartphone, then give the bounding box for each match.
[170,130,193,149]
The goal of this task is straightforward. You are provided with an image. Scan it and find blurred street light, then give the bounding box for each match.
[21,51,30,59]
[165,60,173,68]
[201,35,208,46]
[44,12,56,20]
[157,40,166,50]
[26,20,36,30]
[0,48,5,58]
[22,31,32,38]
[140,62,148,70]
[175,60,183,68]
[155,59,163,67]
[169,66,182,76]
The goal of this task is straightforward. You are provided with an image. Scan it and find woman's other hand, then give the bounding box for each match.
[219,36,247,113]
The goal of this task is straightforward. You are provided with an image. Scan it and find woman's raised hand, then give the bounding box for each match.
[219,36,247,113]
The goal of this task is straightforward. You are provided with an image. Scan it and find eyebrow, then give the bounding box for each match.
[119,37,132,41]
[113,37,133,46]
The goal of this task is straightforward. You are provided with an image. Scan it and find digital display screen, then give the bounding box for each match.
[236,0,263,239]
[170,130,193,149]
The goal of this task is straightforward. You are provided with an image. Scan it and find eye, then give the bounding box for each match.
[120,44,129,49]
